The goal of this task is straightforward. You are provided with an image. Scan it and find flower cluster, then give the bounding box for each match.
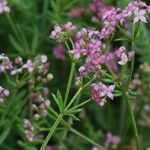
[11,55,50,76]
[50,22,76,42]
[0,0,10,14]
[91,83,115,106]
[11,58,34,75]
[0,54,13,73]
[23,119,35,141]
[30,90,50,120]
[100,1,150,39]
[0,86,9,104]
[100,8,122,39]
[105,132,121,149]
[70,28,104,76]
[94,0,111,20]
[122,1,150,23]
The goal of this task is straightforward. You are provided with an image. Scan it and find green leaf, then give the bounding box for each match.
[103,78,114,83]
[56,90,64,111]
[65,108,83,115]
[52,92,64,113]
[114,38,130,42]
[0,122,11,144]
[67,114,80,121]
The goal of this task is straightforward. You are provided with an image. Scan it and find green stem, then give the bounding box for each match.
[64,62,76,106]
[65,78,94,110]
[40,114,63,150]
[71,128,105,150]
[126,96,140,150]
[124,22,140,150]
[5,14,21,43]
[48,108,105,149]
[0,88,18,122]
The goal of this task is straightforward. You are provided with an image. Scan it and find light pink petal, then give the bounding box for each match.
[134,17,140,23]
[140,16,147,23]
[108,92,114,100]
[109,85,115,91]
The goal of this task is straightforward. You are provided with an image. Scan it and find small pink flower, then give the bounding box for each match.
[23,60,34,72]
[91,83,115,107]
[134,9,147,23]
[105,85,115,100]
[118,53,128,65]
[0,0,10,14]
[105,132,121,149]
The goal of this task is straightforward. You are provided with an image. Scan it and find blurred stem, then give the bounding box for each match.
[124,23,140,150]
[70,128,105,150]
[0,87,18,122]
[64,62,75,106]
[64,39,76,106]
[5,14,21,43]
[125,95,140,150]
[41,0,49,30]
[65,77,94,110]
[48,108,105,150]
[40,114,63,150]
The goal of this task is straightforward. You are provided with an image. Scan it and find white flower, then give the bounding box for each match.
[41,55,48,63]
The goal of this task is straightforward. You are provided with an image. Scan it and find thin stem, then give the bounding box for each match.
[0,88,18,122]
[48,107,105,149]
[65,77,94,110]
[64,62,76,106]
[126,96,140,150]
[124,22,140,150]
[40,114,63,150]
[5,14,21,43]
[71,128,105,150]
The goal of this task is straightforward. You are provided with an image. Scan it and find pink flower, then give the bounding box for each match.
[118,53,128,65]
[91,83,115,107]
[50,22,76,41]
[15,56,23,65]
[23,60,34,72]
[0,86,9,104]
[134,9,147,23]
[104,85,115,100]
[105,132,121,149]
[0,54,13,73]
[0,0,10,14]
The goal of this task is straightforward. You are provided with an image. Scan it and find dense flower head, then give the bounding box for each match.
[105,132,121,149]
[0,86,9,104]
[23,119,35,141]
[70,28,102,60]
[53,44,65,60]
[30,91,50,120]
[91,83,115,106]
[0,0,10,14]
[50,22,76,42]
[11,55,50,76]
[122,1,150,23]
[100,8,122,39]
[0,54,13,73]
[11,59,34,75]
[99,1,150,39]
[94,0,111,20]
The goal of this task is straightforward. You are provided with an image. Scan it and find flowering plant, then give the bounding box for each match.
[0,0,150,150]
